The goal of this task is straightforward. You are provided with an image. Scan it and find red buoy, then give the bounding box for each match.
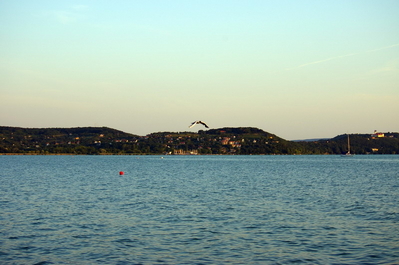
[119,171,124,175]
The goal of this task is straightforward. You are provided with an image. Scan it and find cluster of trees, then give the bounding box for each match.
[1,126,398,155]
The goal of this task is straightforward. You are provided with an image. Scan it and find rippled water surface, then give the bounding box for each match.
[1,155,399,264]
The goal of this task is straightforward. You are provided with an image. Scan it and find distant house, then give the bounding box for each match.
[173,149,184,155]
[173,149,198,155]
[221,137,230,145]
[229,141,241,148]
[371,130,384,138]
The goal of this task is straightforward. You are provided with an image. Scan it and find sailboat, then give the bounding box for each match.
[341,134,354,157]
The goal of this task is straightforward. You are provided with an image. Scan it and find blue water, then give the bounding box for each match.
[1,155,398,264]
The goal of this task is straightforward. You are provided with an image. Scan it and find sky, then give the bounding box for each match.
[1,0,398,140]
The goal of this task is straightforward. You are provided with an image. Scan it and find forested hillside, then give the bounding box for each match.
[0,127,139,154]
[1,126,398,155]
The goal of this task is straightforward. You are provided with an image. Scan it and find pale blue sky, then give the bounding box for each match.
[1,1,398,139]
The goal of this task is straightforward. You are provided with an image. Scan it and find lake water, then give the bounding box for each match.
[1,155,398,264]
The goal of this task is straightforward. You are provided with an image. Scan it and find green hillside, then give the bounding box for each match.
[0,126,139,154]
[1,126,398,155]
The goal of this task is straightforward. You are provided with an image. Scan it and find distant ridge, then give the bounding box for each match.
[1,126,398,155]
[292,138,331,142]
[0,126,137,136]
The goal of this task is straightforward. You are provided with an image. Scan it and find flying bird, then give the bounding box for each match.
[189,121,209,128]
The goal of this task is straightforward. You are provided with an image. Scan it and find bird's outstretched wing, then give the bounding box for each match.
[198,121,209,128]
[189,121,197,128]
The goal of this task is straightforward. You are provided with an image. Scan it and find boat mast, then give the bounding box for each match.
[347,134,350,154]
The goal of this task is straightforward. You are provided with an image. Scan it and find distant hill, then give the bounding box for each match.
[0,126,139,154]
[204,127,277,136]
[1,126,398,155]
[292,138,330,142]
[0,126,137,137]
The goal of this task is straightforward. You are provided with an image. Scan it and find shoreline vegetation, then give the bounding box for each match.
[1,126,398,155]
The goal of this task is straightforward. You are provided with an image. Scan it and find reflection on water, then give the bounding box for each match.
[1,155,399,264]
